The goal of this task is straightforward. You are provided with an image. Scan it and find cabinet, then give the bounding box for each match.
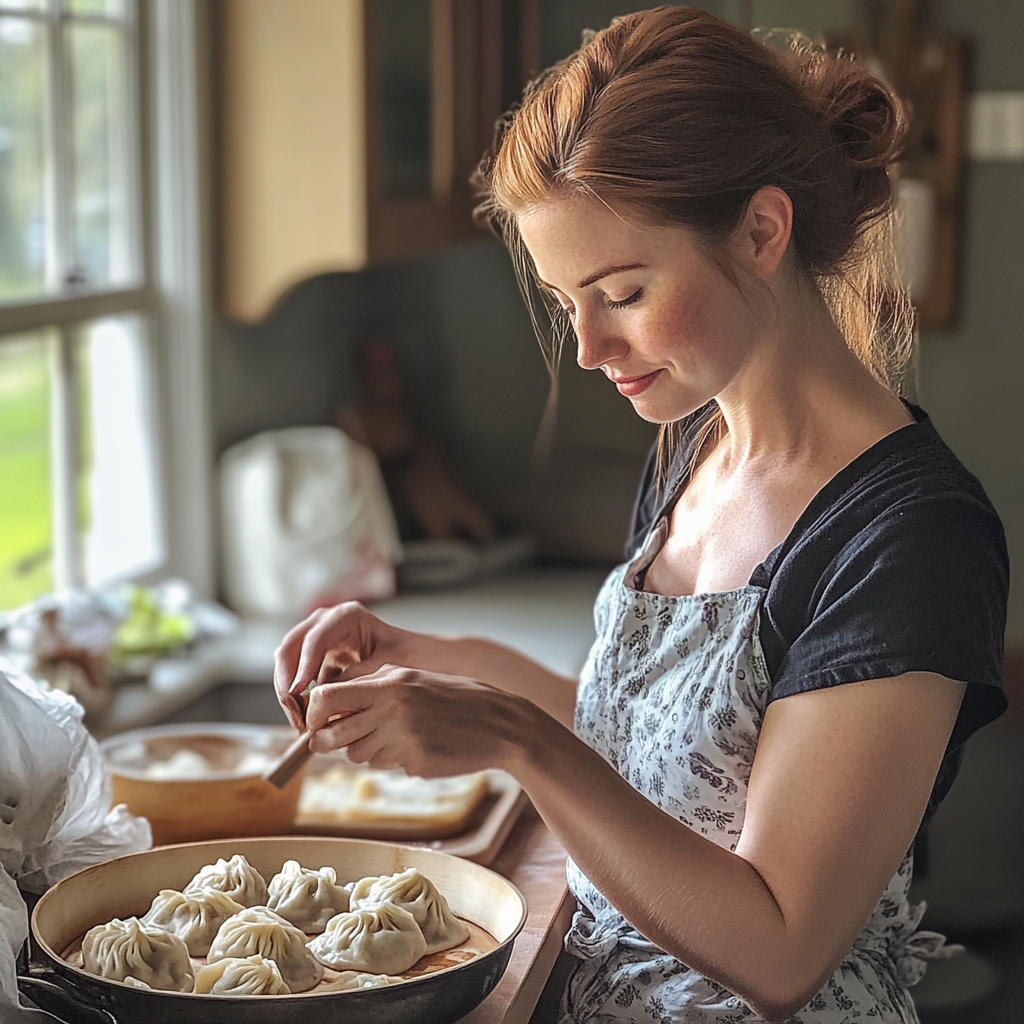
[218,0,540,322]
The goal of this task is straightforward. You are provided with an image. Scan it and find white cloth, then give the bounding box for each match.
[559,520,959,1023]
[0,668,151,1021]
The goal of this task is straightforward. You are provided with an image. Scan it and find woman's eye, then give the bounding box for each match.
[606,288,643,310]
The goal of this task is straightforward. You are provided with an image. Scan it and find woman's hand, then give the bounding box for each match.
[273,602,418,731]
[274,602,580,732]
[302,666,532,778]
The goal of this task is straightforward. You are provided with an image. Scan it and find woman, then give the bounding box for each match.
[273,9,1007,1022]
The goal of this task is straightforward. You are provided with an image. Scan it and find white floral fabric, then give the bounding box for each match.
[559,519,959,1024]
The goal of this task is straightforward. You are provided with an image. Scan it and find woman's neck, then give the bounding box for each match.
[712,277,911,471]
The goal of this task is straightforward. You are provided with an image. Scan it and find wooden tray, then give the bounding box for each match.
[292,767,529,866]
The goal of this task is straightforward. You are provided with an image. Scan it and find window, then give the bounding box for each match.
[0,0,211,610]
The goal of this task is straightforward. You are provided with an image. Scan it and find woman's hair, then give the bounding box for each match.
[474,6,913,476]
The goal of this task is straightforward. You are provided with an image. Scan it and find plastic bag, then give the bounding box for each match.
[0,667,151,1020]
[220,426,403,617]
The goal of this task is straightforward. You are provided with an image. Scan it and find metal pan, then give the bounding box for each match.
[22,835,527,1024]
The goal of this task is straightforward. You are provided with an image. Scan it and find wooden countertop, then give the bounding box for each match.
[459,805,574,1024]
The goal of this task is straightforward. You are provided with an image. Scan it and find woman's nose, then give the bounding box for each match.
[574,311,627,371]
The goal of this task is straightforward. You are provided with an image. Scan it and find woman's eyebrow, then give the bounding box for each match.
[537,262,647,291]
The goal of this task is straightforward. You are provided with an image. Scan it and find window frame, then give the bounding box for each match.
[0,0,214,601]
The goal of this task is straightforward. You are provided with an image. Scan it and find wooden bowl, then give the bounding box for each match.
[26,836,528,1024]
[101,724,306,846]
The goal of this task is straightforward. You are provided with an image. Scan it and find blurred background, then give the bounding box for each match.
[0,1,1021,1019]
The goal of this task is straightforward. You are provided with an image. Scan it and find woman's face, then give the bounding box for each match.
[517,197,759,424]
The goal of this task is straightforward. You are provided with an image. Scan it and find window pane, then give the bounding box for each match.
[67,0,126,16]
[0,332,54,611]
[68,20,134,288]
[76,314,160,586]
[0,17,51,302]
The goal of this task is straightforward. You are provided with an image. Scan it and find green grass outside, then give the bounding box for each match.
[0,338,53,610]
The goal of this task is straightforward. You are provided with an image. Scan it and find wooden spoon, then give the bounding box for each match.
[263,688,313,790]
[263,728,314,789]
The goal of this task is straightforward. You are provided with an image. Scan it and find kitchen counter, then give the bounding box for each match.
[459,805,574,1024]
[92,568,605,739]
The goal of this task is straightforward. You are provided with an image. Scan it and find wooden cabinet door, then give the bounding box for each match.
[218,0,539,323]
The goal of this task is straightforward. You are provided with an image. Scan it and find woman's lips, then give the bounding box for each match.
[612,370,662,397]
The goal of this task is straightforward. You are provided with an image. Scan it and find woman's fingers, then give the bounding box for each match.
[272,609,322,705]
[308,708,377,753]
[289,602,371,696]
[305,676,382,732]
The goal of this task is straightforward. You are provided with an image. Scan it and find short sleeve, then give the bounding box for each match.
[765,490,1008,750]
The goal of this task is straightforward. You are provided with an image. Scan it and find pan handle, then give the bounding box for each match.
[16,975,119,1024]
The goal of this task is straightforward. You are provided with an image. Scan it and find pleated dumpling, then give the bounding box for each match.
[267,860,350,933]
[332,971,400,990]
[350,867,469,954]
[183,854,268,907]
[208,906,322,993]
[82,917,194,992]
[141,887,244,956]
[306,902,426,974]
[194,954,291,995]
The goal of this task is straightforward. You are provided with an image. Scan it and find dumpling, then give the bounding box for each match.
[82,917,194,992]
[183,854,268,907]
[349,867,469,954]
[331,971,400,990]
[267,860,350,933]
[142,887,244,956]
[194,954,291,995]
[306,903,426,974]
[122,977,152,990]
[208,906,322,993]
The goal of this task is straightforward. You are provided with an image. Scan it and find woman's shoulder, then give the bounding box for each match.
[758,403,1007,722]
[771,404,1005,573]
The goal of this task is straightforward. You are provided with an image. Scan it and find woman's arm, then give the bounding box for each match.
[272,602,578,730]
[302,665,964,1022]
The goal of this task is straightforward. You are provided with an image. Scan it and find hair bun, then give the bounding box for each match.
[793,47,907,169]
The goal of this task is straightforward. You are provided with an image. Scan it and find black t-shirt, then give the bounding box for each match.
[627,403,1008,825]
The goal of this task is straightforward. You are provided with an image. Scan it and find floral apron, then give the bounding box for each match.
[559,518,957,1024]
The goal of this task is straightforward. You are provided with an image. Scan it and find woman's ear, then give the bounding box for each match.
[735,186,793,279]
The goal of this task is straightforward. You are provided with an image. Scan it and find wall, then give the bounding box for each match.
[211,1,1023,633]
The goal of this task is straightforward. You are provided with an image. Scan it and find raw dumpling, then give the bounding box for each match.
[267,860,350,933]
[208,906,322,993]
[82,917,194,992]
[142,887,244,956]
[350,867,469,954]
[306,903,426,974]
[194,954,291,995]
[122,977,152,990]
[331,971,400,990]
[184,854,268,907]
